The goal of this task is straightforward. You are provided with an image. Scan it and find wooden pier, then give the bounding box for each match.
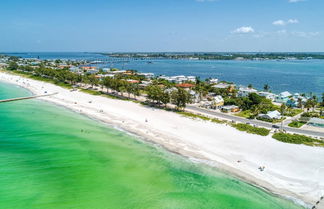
[0,92,58,103]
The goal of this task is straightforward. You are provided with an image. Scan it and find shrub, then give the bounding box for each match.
[231,123,270,136]
[177,112,225,124]
[272,133,324,147]
[288,121,306,128]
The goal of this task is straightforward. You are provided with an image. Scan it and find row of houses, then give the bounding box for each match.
[236,87,308,107]
[158,75,196,84]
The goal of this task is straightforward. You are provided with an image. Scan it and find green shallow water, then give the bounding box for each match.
[0,82,304,209]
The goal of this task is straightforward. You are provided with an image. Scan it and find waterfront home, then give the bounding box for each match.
[109,70,127,74]
[286,94,307,107]
[212,95,224,108]
[307,118,324,128]
[176,83,195,89]
[213,83,236,92]
[258,92,277,101]
[159,75,196,84]
[207,78,219,84]
[258,110,281,120]
[126,79,140,84]
[189,90,200,103]
[102,68,111,72]
[69,66,81,73]
[238,87,258,97]
[138,73,154,79]
[213,83,231,89]
[139,80,152,87]
[80,66,97,71]
[221,105,240,113]
[275,91,292,103]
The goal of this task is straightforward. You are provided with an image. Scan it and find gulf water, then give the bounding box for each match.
[0,81,304,208]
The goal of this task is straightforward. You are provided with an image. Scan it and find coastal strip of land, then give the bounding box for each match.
[1,72,323,208]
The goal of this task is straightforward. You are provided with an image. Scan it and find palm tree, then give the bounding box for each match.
[280,103,287,116]
[297,98,303,109]
[263,84,270,92]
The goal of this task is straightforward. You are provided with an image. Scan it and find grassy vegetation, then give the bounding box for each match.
[256,116,285,124]
[302,111,324,119]
[235,110,252,119]
[272,133,324,147]
[230,123,270,136]
[3,70,73,89]
[79,89,133,101]
[288,121,306,128]
[284,109,303,117]
[177,112,226,124]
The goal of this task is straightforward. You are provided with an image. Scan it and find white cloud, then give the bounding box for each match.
[232,26,255,34]
[288,0,305,3]
[272,19,299,26]
[287,19,299,24]
[273,20,286,26]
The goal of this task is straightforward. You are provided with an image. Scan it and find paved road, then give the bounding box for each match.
[186,105,324,138]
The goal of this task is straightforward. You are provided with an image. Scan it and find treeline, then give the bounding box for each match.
[5,63,193,110]
[106,53,324,60]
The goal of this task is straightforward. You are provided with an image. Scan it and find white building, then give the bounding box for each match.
[275,91,292,103]
[158,75,196,84]
[138,73,154,79]
[213,83,232,89]
[258,92,277,101]
[238,87,258,97]
[208,78,219,84]
[258,110,281,120]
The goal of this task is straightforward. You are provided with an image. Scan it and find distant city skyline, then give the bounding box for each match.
[1,0,323,52]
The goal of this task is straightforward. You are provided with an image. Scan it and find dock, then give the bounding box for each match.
[0,92,58,103]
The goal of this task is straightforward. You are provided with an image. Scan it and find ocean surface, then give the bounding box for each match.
[4,52,324,96]
[0,81,304,209]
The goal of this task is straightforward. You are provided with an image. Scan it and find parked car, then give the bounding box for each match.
[272,125,280,129]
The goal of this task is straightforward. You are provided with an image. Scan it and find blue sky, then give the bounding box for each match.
[0,0,323,52]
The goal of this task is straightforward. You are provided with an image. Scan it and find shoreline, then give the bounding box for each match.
[1,71,323,208]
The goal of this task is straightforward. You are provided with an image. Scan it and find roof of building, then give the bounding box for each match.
[214,95,224,103]
[239,87,257,92]
[222,105,239,109]
[267,110,281,118]
[308,117,324,125]
[279,91,292,98]
[176,83,195,88]
[213,83,231,89]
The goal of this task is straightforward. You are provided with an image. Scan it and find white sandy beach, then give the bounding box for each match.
[1,72,323,208]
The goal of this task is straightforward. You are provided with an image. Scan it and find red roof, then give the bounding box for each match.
[176,83,195,88]
[127,80,140,84]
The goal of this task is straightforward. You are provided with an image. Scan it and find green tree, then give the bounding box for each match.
[171,88,192,110]
[280,103,287,116]
[248,84,253,89]
[263,84,270,92]
[146,85,164,104]
[87,74,99,88]
[305,99,313,112]
[7,62,19,71]
[297,98,303,109]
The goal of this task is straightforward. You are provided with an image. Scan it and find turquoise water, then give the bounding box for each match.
[0,81,304,209]
[5,52,324,96]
